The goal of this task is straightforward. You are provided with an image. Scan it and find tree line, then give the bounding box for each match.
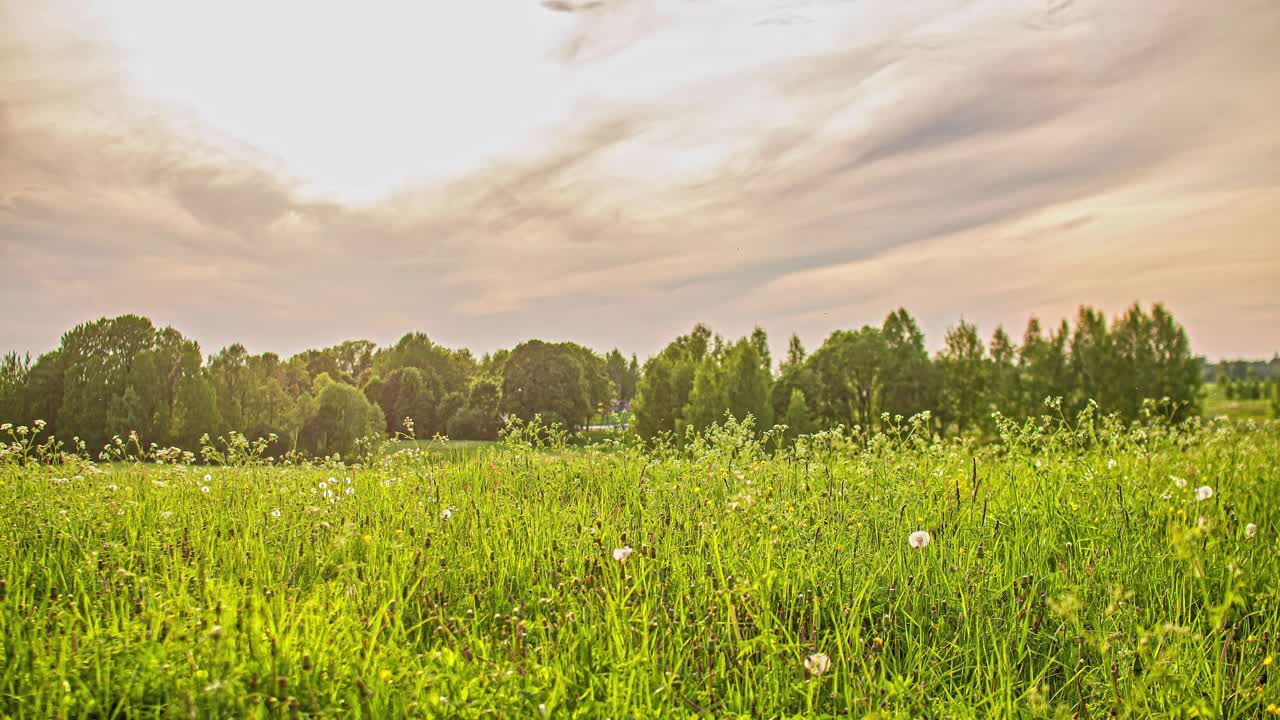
[0,303,1216,456]
[632,303,1206,442]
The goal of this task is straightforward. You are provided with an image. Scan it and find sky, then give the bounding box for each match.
[1,0,1277,362]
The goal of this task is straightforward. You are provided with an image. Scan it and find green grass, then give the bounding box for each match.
[1202,383,1274,422]
[2,416,1279,718]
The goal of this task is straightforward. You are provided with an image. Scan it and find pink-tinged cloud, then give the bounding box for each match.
[1,0,1277,360]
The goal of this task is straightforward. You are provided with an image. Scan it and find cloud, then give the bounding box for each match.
[1,0,1277,361]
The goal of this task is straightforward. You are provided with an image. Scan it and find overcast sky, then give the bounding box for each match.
[2,0,1277,362]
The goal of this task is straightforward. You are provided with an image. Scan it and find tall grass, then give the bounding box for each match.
[1,413,1277,718]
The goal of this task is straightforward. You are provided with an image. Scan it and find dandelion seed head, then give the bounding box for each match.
[440,508,452,520]
[613,546,634,563]
[1245,523,1258,538]
[1196,485,1213,501]
[271,508,282,518]
[200,485,211,493]
[203,474,212,483]
[909,530,931,549]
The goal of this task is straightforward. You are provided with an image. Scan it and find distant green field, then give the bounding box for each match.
[3,416,1279,717]
[1201,383,1273,421]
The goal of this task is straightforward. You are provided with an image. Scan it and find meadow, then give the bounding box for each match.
[1,413,1278,719]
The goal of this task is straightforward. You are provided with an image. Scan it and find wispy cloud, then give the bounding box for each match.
[1,0,1276,359]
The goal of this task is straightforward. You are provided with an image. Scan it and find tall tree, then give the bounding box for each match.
[782,388,815,440]
[209,344,252,434]
[57,315,160,449]
[500,340,592,430]
[605,349,640,405]
[880,309,937,423]
[1019,317,1071,418]
[987,326,1020,420]
[1068,306,1116,415]
[781,334,807,372]
[750,327,772,374]
[171,370,222,449]
[0,352,32,426]
[1143,303,1200,421]
[297,373,384,458]
[633,324,713,440]
[937,320,989,434]
[807,326,889,432]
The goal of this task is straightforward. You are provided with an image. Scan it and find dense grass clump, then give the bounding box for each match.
[1,415,1278,718]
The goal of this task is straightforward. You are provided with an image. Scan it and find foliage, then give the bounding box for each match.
[0,303,1233,457]
[1,415,1278,717]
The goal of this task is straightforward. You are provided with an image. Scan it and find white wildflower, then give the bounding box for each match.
[804,652,831,677]
[1172,475,1187,488]
[440,508,452,520]
[909,530,932,549]
[612,546,634,563]
[1107,459,1117,469]
[271,508,282,518]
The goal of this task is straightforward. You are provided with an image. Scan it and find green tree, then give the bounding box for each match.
[782,388,815,441]
[57,315,160,449]
[807,326,888,432]
[392,366,441,436]
[23,351,65,437]
[781,334,806,372]
[987,326,1020,421]
[937,320,989,434]
[1145,303,1201,421]
[722,338,773,430]
[880,309,937,423]
[208,344,252,433]
[171,370,222,449]
[750,326,772,374]
[446,374,503,440]
[1019,317,1071,418]
[1068,306,1116,415]
[297,377,384,458]
[0,352,32,425]
[501,340,591,430]
[681,355,727,433]
[605,349,640,405]
[372,333,476,402]
[633,324,713,440]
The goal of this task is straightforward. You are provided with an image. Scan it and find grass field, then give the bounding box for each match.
[2,415,1279,718]
[1201,383,1274,423]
